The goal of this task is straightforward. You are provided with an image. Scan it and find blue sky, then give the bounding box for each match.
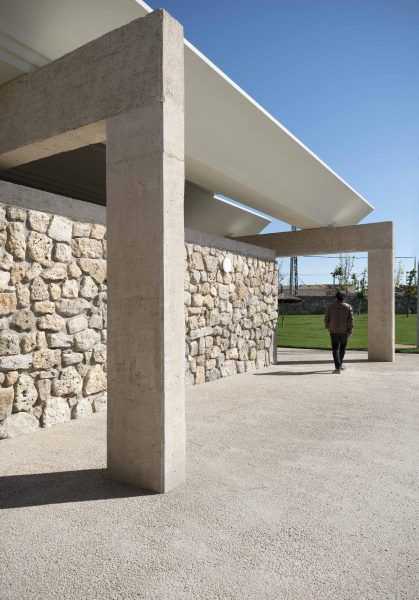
[147,0,419,284]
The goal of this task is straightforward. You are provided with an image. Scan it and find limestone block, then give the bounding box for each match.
[0,251,13,271]
[80,276,98,299]
[83,364,107,396]
[90,392,107,413]
[62,351,84,366]
[0,412,39,438]
[25,262,43,282]
[0,331,20,355]
[48,215,72,242]
[37,369,58,379]
[203,255,218,272]
[46,333,73,348]
[220,361,237,378]
[33,301,55,314]
[189,326,213,340]
[73,222,92,238]
[189,252,205,271]
[20,333,37,353]
[256,350,266,369]
[37,314,66,332]
[0,291,17,315]
[36,378,51,403]
[53,243,72,263]
[28,210,51,233]
[42,397,71,427]
[77,259,106,283]
[71,238,103,258]
[14,373,38,411]
[49,283,61,301]
[36,331,47,349]
[192,294,203,307]
[89,315,103,330]
[40,263,67,281]
[66,314,88,334]
[0,387,14,420]
[195,366,205,384]
[56,298,90,317]
[92,343,106,363]
[15,283,29,309]
[4,371,18,386]
[72,398,93,419]
[90,224,106,240]
[6,223,26,259]
[32,349,61,369]
[61,279,79,299]
[52,366,83,397]
[27,232,52,266]
[11,310,35,331]
[68,262,82,278]
[206,368,221,381]
[10,264,25,285]
[73,329,100,352]
[30,277,49,301]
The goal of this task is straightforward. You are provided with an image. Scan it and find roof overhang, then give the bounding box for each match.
[0,0,374,229]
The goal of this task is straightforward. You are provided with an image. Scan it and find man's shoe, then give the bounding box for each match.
[333,368,341,374]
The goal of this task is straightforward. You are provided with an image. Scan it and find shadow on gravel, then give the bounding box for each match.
[274,359,368,366]
[0,468,153,509]
[255,370,333,376]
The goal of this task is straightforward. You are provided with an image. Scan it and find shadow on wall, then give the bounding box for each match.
[0,468,153,509]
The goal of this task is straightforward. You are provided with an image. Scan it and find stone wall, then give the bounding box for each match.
[0,196,278,439]
[0,203,107,439]
[185,232,278,384]
[280,295,416,315]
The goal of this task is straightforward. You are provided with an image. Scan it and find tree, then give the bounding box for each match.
[394,261,405,288]
[405,267,417,317]
[351,268,368,314]
[332,255,355,295]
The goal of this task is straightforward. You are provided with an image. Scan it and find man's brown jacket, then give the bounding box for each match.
[324,301,354,334]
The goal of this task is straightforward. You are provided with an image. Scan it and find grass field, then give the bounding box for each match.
[277,314,418,352]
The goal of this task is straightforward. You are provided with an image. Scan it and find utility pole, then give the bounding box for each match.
[289,225,298,295]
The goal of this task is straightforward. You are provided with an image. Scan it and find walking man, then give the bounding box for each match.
[324,291,354,373]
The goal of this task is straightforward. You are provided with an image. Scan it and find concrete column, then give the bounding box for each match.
[368,247,395,361]
[106,11,185,492]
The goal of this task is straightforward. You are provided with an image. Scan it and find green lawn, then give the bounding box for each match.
[277,314,418,352]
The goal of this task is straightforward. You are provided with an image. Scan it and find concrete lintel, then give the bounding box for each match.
[185,228,276,262]
[234,222,393,256]
[0,180,106,224]
[0,10,173,169]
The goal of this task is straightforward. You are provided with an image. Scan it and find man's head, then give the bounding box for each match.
[336,291,345,302]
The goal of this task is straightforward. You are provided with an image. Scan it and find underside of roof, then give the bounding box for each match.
[0,0,374,229]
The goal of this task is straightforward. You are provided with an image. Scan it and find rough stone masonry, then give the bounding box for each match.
[0,202,278,439]
[0,203,107,439]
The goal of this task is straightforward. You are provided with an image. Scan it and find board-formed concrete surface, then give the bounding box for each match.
[1,349,417,599]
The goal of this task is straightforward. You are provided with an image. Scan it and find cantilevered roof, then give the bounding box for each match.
[0,0,374,229]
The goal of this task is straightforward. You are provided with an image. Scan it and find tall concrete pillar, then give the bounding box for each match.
[368,247,395,361]
[106,11,185,492]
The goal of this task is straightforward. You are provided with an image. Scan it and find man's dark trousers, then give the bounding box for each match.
[330,332,348,369]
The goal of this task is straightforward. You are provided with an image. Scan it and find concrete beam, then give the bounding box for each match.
[234,222,393,256]
[106,11,185,492]
[0,11,166,169]
[236,222,395,362]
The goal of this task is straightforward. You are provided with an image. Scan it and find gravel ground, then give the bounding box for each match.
[1,349,418,600]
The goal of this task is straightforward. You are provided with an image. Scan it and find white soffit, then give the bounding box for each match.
[0,0,374,229]
[185,182,270,237]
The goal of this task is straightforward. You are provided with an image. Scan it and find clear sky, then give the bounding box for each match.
[146,0,419,284]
